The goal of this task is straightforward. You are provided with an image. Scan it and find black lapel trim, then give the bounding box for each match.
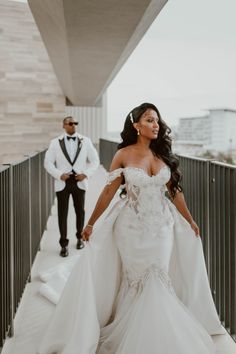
[72,138,83,165]
[59,138,73,165]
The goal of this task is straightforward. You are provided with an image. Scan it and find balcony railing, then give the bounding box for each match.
[179,155,236,338]
[0,151,54,349]
[100,138,236,339]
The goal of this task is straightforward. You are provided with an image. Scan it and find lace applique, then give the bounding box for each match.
[126,182,166,219]
[106,168,123,185]
[125,264,175,295]
[122,168,171,222]
[126,183,140,214]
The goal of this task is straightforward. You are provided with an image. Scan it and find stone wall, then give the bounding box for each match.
[0,0,65,165]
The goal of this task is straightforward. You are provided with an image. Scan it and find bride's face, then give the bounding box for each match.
[136,109,159,140]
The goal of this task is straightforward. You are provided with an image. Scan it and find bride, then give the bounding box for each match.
[38,103,224,354]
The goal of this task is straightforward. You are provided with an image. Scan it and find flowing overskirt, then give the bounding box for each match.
[37,199,224,354]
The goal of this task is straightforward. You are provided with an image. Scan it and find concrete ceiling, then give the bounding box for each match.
[28,0,167,106]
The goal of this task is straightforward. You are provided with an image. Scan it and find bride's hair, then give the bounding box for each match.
[118,102,182,198]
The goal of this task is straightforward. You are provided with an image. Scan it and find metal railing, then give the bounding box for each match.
[179,156,236,338]
[0,151,54,349]
[0,165,11,352]
[100,138,236,339]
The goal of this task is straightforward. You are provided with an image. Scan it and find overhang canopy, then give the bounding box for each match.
[28,0,167,106]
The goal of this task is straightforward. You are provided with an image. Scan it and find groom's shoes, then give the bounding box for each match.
[60,246,69,257]
[76,239,85,250]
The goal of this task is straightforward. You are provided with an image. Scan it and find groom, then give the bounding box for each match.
[44,116,99,257]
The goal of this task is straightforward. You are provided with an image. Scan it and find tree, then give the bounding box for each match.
[198,150,235,165]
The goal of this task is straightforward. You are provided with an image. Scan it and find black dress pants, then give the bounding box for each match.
[56,175,85,247]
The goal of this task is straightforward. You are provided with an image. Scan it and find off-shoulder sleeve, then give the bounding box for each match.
[106,168,123,185]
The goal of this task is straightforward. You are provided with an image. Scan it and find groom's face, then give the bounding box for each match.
[63,117,78,135]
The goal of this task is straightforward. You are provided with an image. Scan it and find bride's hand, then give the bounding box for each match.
[190,220,200,237]
[81,224,93,241]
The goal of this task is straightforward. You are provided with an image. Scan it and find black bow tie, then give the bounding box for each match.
[67,136,76,141]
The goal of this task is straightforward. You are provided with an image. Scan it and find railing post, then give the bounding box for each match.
[9,165,14,337]
[28,157,32,280]
[209,162,217,302]
[205,160,211,275]
[38,153,42,250]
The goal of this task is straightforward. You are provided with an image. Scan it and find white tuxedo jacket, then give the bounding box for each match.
[44,133,100,192]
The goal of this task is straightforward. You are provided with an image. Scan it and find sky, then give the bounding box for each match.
[107,0,236,132]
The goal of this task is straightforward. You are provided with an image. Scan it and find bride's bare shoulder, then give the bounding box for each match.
[110,146,134,170]
[112,148,125,165]
[117,145,136,155]
[113,146,132,156]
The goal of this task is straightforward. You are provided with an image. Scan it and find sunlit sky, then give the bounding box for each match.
[107,0,236,132]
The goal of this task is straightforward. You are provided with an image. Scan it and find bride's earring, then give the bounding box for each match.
[137,129,140,136]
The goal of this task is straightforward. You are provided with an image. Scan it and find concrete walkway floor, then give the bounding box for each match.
[2,166,236,354]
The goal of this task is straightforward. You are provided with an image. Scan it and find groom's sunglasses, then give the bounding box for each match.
[65,122,78,126]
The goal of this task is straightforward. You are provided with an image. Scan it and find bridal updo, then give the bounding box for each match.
[118,102,183,198]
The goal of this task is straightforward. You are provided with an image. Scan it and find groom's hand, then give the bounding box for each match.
[75,173,87,181]
[60,173,70,181]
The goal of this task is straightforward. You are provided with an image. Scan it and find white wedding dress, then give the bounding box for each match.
[38,166,224,354]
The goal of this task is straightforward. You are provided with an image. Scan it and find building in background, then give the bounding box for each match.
[174,109,236,163]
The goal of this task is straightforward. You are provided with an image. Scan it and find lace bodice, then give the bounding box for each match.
[108,166,175,291]
[107,166,172,221]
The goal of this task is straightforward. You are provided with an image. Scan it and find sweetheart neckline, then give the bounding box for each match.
[124,165,168,178]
